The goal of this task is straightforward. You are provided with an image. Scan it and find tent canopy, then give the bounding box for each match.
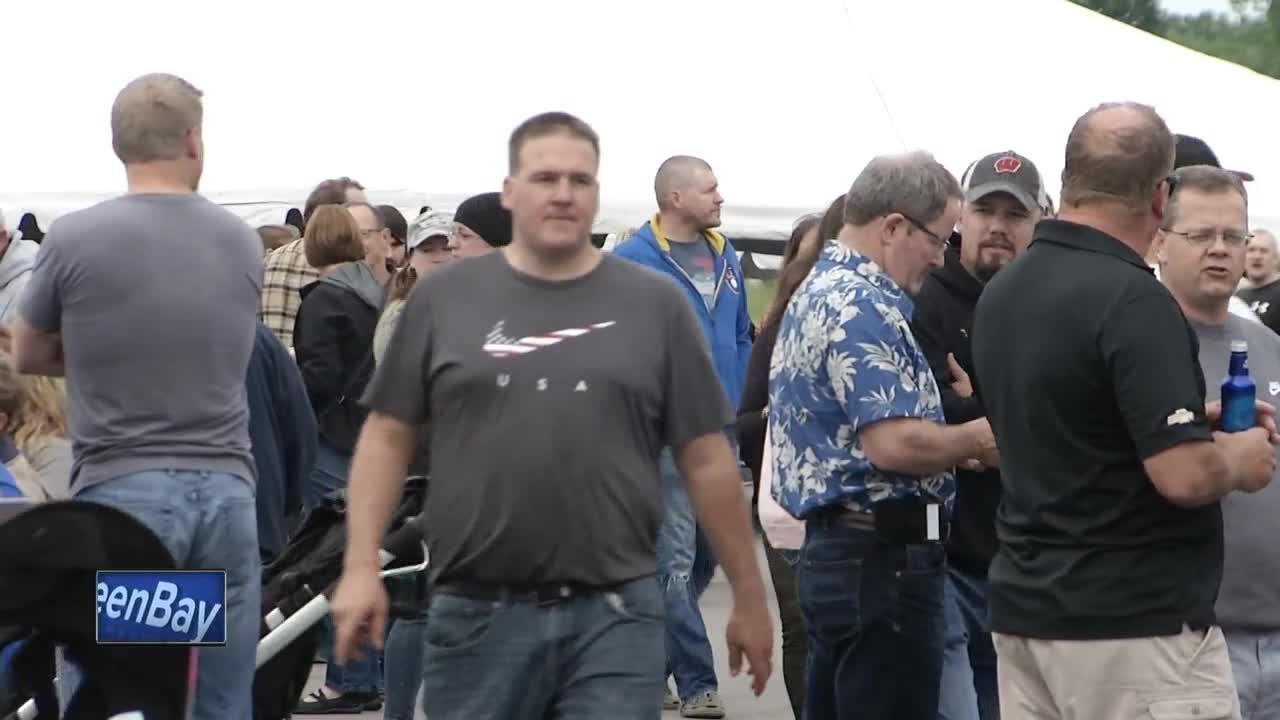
[4,0,1279,236]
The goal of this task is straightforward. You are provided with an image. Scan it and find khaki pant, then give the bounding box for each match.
[993,626,1241,719]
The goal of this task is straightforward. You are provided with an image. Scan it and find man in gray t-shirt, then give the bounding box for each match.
[328,112,773,720]
[1158,164,1280,719]
[12,74,263,720]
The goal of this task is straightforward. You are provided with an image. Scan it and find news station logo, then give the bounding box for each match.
[95,570,227,645]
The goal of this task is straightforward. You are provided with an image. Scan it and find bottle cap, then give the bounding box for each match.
[1232,340,1249,352]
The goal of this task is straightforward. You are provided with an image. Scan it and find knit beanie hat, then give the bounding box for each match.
[454,192,513,248]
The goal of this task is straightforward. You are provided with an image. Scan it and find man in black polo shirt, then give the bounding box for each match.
[971,102,1277,719]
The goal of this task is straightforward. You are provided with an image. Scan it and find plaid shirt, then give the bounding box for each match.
[260,238,320,349]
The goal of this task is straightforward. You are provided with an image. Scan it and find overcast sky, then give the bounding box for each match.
[1160,0,1238,14]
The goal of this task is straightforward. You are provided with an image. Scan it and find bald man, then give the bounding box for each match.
[613,156,751,718]
[972,102,1273,719]
[1237,229,1280,335]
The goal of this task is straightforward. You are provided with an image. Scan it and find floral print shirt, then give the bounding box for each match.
[768,241,954,518]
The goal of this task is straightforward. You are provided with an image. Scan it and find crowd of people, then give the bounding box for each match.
[2,70,1279,720]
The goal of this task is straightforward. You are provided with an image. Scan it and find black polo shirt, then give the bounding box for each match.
[971,219,1220,641]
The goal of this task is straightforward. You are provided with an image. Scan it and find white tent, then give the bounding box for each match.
[3,0,1278,237]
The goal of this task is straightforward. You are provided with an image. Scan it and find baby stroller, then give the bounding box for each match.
[0,500,194,720]
[252,476,429,720]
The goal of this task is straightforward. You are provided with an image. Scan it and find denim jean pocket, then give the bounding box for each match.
[601,577,665,624]
[80,493,180,556]
[424,593,497,651]
[798,537,864,639]
[902,542,947,576]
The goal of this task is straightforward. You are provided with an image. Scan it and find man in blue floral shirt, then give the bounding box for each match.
[768,151,999,720]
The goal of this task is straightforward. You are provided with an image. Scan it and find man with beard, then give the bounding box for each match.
[613,155,752,718]
[910,151,1043,720]
[1236,229,1280,335]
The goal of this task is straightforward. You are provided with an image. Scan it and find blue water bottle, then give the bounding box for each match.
[1221,340,1257,433]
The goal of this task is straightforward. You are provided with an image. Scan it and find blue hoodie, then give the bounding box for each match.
[0,442,23,499]
[613,216,753,410]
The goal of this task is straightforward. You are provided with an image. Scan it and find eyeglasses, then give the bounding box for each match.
[1163,228,1253,247]
[900,213,948,251]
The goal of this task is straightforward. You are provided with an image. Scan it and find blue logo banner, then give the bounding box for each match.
[95,570,227,645]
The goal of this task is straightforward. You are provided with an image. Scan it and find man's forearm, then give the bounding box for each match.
[343,416,415,571]
[12,334,64,377]
[22,356,64,378]
[10,317,65,378]
[877,420,983,477]
[685,460,768,604]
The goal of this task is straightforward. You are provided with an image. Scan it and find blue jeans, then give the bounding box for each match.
[304,440,383,692]
[937,567,998,720]
[384,612,428,720]
[798,518,946,720]
[657,448,718,701]
[72,470,261,720]
[320,615,383,693]
[304,439,351,511]
[1225,627,1280,718]
[419,576,665,720]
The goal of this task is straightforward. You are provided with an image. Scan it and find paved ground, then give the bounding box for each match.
[302,540,792,719]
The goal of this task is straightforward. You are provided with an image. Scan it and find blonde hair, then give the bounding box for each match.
[0,354,20,417]
[7,375,69,454]
[111,73,204,164]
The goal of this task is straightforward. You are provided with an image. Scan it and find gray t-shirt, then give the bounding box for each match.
[363,251,731,586]
[1194,315,1280,630]
[667,238,717,310]
[20,194,263,492]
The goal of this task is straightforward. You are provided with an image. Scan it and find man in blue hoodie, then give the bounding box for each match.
[613,155,751,718]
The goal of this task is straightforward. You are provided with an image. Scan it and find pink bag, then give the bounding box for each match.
[758,424,806,551]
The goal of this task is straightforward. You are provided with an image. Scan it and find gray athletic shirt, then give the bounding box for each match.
[20,193,263,492]
[362,251,732,586]
[1194,315,1280,630]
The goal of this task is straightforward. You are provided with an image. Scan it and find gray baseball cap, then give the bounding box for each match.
[962,151,1044,212]
[408,210,454,250]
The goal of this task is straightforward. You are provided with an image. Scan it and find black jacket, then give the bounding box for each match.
[736,320,779,509]
[910,242,1000,577]
[293,262,385,453]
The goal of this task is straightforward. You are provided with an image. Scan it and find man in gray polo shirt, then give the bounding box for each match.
[11,74,262,720]
[328,111,773,720]
[1157,163,1280,719]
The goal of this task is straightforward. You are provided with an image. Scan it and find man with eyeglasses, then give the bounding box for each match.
[449,191,513,258]
[770,151,998,720]
[910,151,1044,720]
[1155,164,1280,719]
[1149,135,1261,325]
[345,202,394,287]
[971,103,1276,719]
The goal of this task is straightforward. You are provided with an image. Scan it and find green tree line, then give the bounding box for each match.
[1071,0,1280,78]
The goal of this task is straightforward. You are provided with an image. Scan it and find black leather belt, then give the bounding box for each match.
[432,581,618,607]
[823,508,877,532]
[812,501,950,544]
